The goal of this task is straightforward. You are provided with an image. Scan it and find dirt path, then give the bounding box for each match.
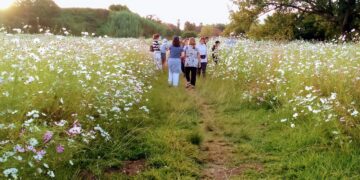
[188,89,263,179]
[188,90,239,179]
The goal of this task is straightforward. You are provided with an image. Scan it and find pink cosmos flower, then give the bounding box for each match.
[15,145,25,153]
[37,149,46,156]
[68,125,81,135]
[56,145,64,153]
[26,145,37,153]
[43,131,53,143]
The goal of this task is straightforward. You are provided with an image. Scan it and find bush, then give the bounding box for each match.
[182,31,198,38]
[102,11,143,37]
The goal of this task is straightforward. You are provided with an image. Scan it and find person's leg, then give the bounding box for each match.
[191,67,197,86]
[181,61,184,73]
[197,67,201,77]
[168,61,172,85]
[173,73,180,86]
[161,53,165,64]
[201,62,207,78]
[154,52,162,70]
[185,67,191,84]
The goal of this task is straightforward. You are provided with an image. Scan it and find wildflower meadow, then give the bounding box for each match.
[1,29,360,179]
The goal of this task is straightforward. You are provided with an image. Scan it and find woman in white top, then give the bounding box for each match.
[196,37,208,77]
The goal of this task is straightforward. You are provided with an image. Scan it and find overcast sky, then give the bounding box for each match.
[54,0,234,26]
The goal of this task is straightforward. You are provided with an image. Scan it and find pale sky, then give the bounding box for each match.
[55,0,233,26]
[0,0,234,27]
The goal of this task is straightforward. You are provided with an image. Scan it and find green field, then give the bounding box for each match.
[1,33,360,179]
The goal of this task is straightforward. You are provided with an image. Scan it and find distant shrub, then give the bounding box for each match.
[182,31,198,38]
[102,11,143,37]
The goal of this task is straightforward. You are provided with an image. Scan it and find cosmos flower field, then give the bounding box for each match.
[213,39,360,143]
[0,33,155,179]
[1,31,360,178]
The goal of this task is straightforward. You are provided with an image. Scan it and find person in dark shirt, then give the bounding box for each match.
[181,38,189,75]
[212,41,220,64]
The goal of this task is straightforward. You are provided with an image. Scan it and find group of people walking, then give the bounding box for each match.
[150,34,221,89]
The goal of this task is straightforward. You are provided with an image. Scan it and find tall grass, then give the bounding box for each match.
[198,39,360,178]
[0,33,155,179]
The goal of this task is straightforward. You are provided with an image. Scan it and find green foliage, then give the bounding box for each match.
[102,11,143,37]
[109,4,130,12]
[224,2,262,35]
[248,12,297,41]
[140,18,167,38]
[227,0,360,40]
[2,0,60,32]
[0,0,179,38]
[294,14,337,41]
[55,8,109,35]
[184,21,197,32]
[101,11,175,38]
[181,31,198,38]
[199,25,222,37]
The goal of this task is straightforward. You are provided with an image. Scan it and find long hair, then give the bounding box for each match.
[172,36,181,47]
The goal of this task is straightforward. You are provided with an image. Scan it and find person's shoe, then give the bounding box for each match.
[185,82,191,88]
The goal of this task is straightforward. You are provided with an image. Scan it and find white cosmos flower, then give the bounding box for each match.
[305,86,313,91]
[69,126,82,135]
[3,168,18,178]
[55,120,67,127]
[351,110,359,117]
[293,113,299,118]
[47,171,55,178]
[111,106,121,112]
[28,138,39,147]
[330,93,337,100]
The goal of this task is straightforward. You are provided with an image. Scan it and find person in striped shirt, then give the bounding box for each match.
[151,34,162,70]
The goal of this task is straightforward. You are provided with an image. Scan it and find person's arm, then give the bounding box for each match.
[181,48,186,61]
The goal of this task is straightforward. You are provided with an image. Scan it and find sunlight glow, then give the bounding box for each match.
[0,0,15,10]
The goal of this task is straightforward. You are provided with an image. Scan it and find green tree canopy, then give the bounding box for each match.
[109,4,130,12]
[233,0,360,35]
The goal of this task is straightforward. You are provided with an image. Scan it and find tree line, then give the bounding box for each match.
[225,0,360,40]
[0,0,228,38]
[0,0,182,38]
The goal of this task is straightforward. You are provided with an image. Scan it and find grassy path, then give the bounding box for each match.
[190,84,264,179]
[190,89,236,179]
[106,73,360,179]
